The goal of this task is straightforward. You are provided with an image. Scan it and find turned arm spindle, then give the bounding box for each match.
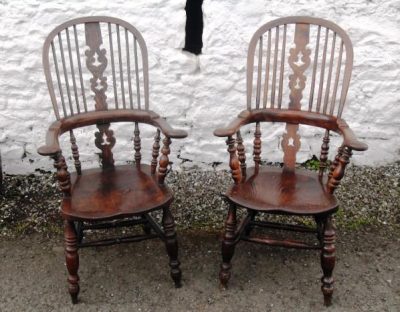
[69,130,82,175]
[318,130,330,178]
[158,136,171,184]
[253,122,262,173]
[151,129,161,175]
[328,144,344,180]
[133,122,141,167]
[236,130,247,179]
[327,146,352,194]
[51,151,71,196]
[227,135,242,184]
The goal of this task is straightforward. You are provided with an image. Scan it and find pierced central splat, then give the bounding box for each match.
[85,22,108,111]
[92,51,103,67]
[282,24,311,171]
[293,51,306,67]
[294,78,301,90]
[94,123,116,168]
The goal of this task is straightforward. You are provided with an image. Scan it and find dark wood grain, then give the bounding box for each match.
[62,165,173,221]
[216,16,367,306]
[39,16,185,304]
[227,167,337,215]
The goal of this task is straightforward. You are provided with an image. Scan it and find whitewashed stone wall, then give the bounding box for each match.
[1,0,399,174]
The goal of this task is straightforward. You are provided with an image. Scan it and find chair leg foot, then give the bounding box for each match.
[320,215,335,306]
[162,206,182,288]
[64,220,80,304]
[70,293,79,305]
[219,203,237,289]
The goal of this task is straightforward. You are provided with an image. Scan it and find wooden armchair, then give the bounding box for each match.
[214,16,367,306]
[38,16,187,303]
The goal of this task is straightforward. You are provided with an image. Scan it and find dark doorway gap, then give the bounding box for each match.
[183,0,204,55]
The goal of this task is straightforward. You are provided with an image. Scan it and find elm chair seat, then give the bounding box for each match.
[227,167,338,215]
[38,16,186,304]
[62,165,173,221]
[214,16,368,306]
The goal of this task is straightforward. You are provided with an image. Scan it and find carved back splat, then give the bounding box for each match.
[43,16,152,172]
[85,22,116,167]
[246,17,353,172]
[282,23,310,171]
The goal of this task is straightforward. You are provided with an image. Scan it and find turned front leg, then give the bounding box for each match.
[219,202,238,288]
[64,220,80,304]
[320,215,336,306]
[162,206,182,288]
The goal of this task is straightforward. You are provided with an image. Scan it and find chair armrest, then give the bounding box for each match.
[337,119,368,151]
[153,117,188,139]
[213,110,251,137]
[37,121,62,156]
[37,110,188,157]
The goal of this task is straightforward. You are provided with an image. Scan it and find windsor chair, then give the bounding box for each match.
[214,16,367,306]
[38,16,187,303]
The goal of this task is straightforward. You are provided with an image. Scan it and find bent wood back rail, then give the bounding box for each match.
[38,16,187,304]
[214,16,367,306]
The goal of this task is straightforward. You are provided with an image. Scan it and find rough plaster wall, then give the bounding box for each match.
[1,0,400,174]
[0,0,188,173]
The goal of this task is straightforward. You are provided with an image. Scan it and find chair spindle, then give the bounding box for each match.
[108,23,119,109]
[133,122,141,166]
[316,28,329,113]
[328,145,344,179]
[125,29,134,109]
[134,38,141,109]
[253,122,262,172]
[69,130,82,175]
[262,29,272,108]
[65,28,80,114]
[51,152,71,195]
[58,32,74,115]
[327,146,352,194]
[255,36,263,109]
[227,135,242,184]
[116,25,126,109]
[51,41,67,118]
[277,24,287,109]
[151,129,161,175]
[323,33,336,114]
[236,130,247,178]
[73,25,87,112]
[309,25,321,112]
[158,136,171,184]
[271,26,280,108]
[318,130,330,177]
[330,40,344,115]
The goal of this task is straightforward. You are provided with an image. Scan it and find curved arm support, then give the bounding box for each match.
[158,136,172,184]
[337,119,368,151]
[52,152,71,196]
[214,109,342,137]
[38,109,188,156]
[227,135,242,184]
[214,110,369,154]
[327,146,352,194]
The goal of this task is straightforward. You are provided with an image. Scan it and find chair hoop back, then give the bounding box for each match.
[43,16,150,120]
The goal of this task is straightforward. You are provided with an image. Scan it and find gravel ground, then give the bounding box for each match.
[1,162,399,235]
[0,163,399,311]
[0,230,399,311]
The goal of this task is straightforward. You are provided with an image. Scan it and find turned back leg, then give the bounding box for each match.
[219,202,238,288]
[320,215,336,306]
